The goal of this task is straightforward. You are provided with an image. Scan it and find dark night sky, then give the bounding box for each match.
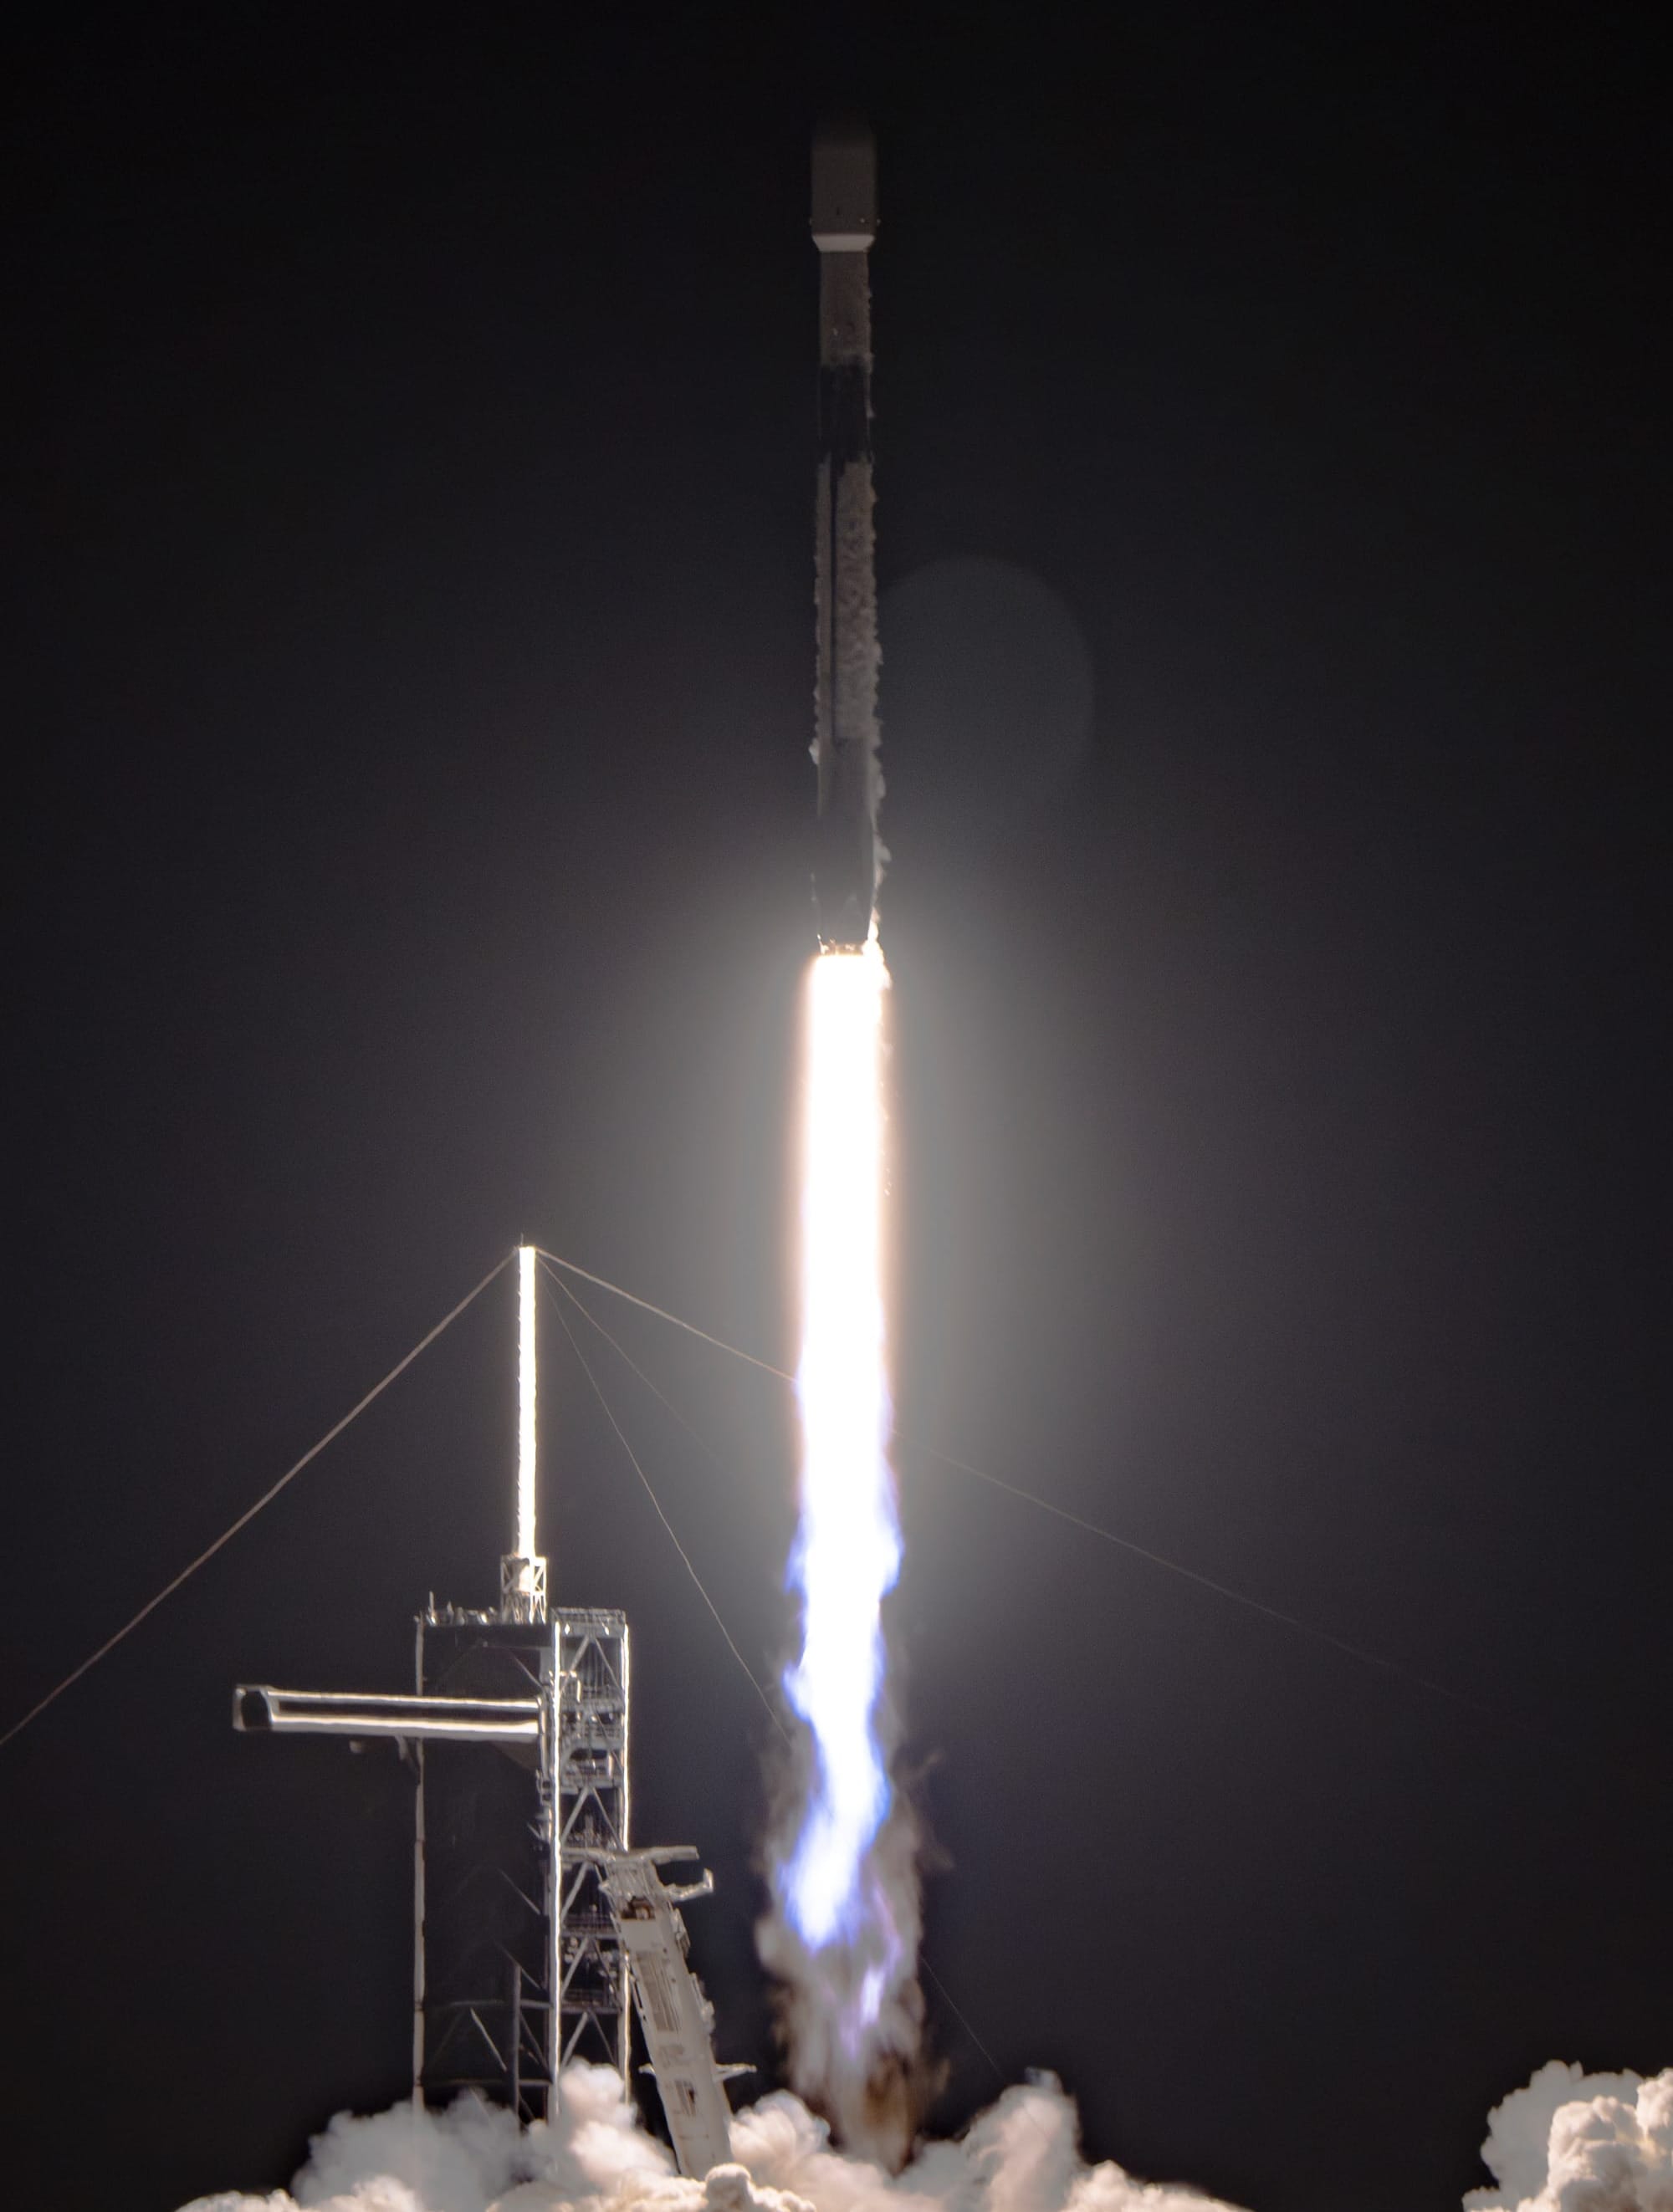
[4,8,1666,2209]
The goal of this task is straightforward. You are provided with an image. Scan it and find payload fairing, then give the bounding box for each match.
[811,124,882,948]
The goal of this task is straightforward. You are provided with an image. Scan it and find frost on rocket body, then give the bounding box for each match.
[176,2065,1253,2212]
[1465,2062,1673,2212]
[812,454,885,891]
[831,465,881,774]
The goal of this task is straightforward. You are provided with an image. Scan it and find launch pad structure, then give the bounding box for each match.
[230,124,886,2177]
[233,1249,739,2179]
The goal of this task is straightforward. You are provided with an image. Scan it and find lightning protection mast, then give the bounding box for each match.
[232,1246,740,2174]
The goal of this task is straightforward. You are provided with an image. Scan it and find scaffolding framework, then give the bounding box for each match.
[412,1606,566,2120]
[554,1610,632,2078]
[410,1605,633,2115]
[237,1603,637,2126]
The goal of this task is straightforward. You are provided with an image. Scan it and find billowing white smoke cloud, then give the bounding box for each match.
[178,2063,1249,2212]
[177,2056,1673,2212]
[1465,2063,1673,2212]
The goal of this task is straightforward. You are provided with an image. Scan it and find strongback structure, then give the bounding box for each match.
[232,1249,737,2173]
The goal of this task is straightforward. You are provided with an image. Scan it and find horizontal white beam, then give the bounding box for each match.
[233,1684,542,1743]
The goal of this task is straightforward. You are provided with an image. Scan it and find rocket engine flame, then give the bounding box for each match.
[783,943,898,1954]
[762,941,923,2152]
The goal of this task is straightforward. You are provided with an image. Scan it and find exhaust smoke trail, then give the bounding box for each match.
[759,941,923,2162]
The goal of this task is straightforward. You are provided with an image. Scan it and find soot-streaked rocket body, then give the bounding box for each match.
[811,122,881,948]
[770,126,920,2165]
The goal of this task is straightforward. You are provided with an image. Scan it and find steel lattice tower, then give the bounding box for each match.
[231,1249,737,2172]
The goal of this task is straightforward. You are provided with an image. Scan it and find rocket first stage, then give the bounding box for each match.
[811,122,881,948]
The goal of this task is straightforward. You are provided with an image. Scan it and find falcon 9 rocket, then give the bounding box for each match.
[811,122,881,948]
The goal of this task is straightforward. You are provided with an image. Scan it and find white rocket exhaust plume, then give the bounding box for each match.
[783,948,895,1947]
[758,943,923,2161]
[177,2064,1256,2212]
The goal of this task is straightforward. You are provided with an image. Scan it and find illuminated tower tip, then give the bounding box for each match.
[501,1244,547,1621]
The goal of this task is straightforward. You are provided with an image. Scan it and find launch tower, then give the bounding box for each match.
[233,1249,737,2175]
